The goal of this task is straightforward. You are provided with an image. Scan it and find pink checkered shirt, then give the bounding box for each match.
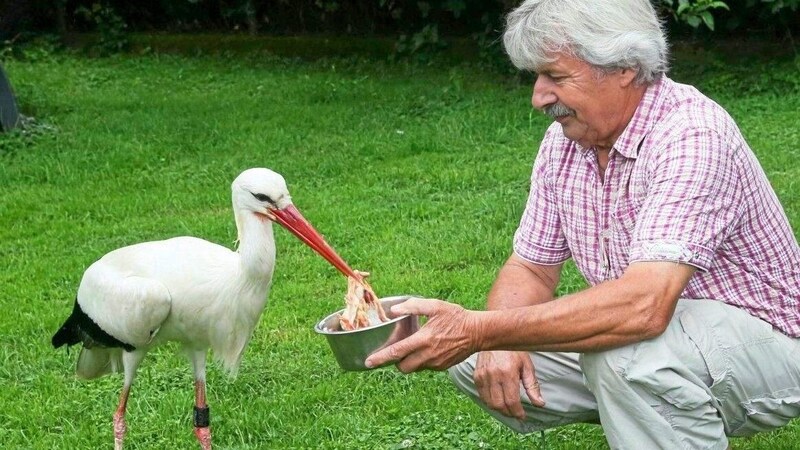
[514,75,800,337]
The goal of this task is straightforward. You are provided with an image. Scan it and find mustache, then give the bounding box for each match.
[543,103,575,119]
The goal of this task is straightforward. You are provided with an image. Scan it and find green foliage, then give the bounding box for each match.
[1,34,61,63]
[75,2,129,55]
[315,0,341,14]
[674,0,800,35]
[5,0,798,64]
[395,24,447,59]
[382,0,506,62]
[755,0,799,14]
[662,0,731,30]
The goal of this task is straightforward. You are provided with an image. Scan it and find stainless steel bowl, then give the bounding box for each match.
[315,295,420,371]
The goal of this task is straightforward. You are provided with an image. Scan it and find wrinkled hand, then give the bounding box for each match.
[364,298,478,373]
[475,351,544,420]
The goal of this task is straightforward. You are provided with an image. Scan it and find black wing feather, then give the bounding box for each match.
[51,298,136,352]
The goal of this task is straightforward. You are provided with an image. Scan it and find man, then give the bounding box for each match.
[365,0,800,448]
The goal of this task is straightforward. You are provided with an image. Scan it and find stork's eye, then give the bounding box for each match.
[251,192,274,204]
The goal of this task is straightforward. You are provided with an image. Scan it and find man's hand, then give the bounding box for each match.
[364,298,479,372]
[475,351,545,420]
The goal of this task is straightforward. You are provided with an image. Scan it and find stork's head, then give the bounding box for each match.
[232,168,359,279]
[232,168,293,214]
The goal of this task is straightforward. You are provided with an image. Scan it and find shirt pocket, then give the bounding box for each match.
[610,194,639,235]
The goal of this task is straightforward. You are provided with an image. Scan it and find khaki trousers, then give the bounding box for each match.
[449,299,800,449]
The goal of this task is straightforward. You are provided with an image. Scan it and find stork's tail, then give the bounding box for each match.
[76,347,123,379]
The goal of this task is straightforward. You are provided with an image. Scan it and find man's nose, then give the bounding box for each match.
[531,76,557,110]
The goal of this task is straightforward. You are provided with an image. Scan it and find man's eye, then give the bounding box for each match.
[535,73,562,82]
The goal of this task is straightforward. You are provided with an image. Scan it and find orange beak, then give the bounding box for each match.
[271,204,363,281]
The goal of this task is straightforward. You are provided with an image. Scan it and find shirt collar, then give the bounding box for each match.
[611,74,669,159]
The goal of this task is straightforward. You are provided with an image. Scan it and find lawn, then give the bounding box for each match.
[1,39,798,449]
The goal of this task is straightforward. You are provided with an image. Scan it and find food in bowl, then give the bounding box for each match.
[338,270,388,330]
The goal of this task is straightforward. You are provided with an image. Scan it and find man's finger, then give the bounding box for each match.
[487,382,510,416]
[521,367,545,407]
[502,382,526,420]
[365,334,416,368]
[394,349,429,373]
[389,297,437,317]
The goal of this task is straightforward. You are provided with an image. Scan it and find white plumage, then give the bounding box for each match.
[52,168,358,450]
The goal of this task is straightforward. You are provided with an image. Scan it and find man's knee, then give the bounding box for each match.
[580,334,717,415]
[579,347,632,392]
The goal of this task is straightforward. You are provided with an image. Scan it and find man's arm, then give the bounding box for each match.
[486,253,562,310]
[479,261,697,353]
[365,260,696,371]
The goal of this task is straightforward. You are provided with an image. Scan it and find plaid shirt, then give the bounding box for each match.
[514,75,800,337]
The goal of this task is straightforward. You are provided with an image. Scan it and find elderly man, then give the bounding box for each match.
[365,0,800,448]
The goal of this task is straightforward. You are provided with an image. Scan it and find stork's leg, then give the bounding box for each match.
[114,350,146,450]
[113,385,130,450]
[190,350,212,450]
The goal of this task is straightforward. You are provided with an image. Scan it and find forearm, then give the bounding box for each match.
[477,261,695,353]
[479,280,650,352]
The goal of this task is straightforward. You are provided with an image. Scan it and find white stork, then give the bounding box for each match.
[51,168,362,450]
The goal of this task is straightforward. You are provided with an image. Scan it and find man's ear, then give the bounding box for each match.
[619,68,638,87]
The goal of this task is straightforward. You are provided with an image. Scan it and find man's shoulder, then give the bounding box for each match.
[653,77,734,133]
[638,77,748,164]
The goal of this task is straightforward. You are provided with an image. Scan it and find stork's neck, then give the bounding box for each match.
[234,211,277,280]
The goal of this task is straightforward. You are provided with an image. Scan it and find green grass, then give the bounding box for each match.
[1,42,798,449]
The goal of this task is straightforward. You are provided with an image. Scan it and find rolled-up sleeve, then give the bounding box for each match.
[629,126,745,271]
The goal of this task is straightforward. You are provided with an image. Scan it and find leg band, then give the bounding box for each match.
[194,405,210,428]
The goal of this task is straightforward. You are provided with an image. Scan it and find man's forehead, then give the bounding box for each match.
[535,52,588,73]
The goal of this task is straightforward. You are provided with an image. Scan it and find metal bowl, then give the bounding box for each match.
[315,295,420,371]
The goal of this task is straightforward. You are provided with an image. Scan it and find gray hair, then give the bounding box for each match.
[503,0,669,84]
